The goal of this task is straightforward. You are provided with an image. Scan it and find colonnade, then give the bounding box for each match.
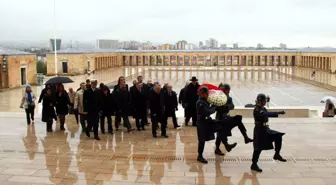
[94,56,119,70]
[300,56,331,70]
[121,55,295,67]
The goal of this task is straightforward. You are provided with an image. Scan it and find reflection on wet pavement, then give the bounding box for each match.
[0,114,336,185]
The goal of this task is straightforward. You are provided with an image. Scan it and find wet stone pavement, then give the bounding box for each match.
[0,67,336,184]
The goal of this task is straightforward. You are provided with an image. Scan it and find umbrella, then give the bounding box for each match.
[320,96,336,104]
[245,103,255,108]
[45,76,74,85]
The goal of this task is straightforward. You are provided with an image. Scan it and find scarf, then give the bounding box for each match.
[27,92,33,104]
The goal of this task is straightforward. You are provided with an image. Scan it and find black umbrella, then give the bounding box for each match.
[245,103,255,108]
[45,76,74,85]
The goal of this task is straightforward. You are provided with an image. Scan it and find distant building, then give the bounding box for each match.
[96,39,119,49]
[50,39,62,51]
[220,44,227,49]
[205,38,218,49]
[176,40,187,50]
[185,44,196,50]
[162,44,172,50]
[233,43,239,49]
[257,43,264,49]
[199,41,203,48]
[279,43,287,49]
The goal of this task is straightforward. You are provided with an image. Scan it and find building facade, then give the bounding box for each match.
[0,47,36,89]
[45,49,336,76]
[96,39,119,49]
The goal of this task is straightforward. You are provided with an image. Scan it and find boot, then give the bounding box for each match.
[197,156,208,164]
[251,163,262,172]
[273,153,287,162]
[224,142,237,152]
[215,148,224,156]
[94,135,100,140]
[242,132,253,144]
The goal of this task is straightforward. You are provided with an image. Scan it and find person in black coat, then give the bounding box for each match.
[100,86,115,135]
[42,88,57,132]
[113,79,134,133]
[55,84,70,131]
[214,83,253,155]
[251,93,286,172]
[178,82,189,119]
[131,82,147,130]
[196,86,236,164]
[83,80,102,140]
[149,84,167,138]
[185,76,200,126]
[38,84,52,103]
[113,76,129,128]
[163,84,180,128]
[137,76,149,125]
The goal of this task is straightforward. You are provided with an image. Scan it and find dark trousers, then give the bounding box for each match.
[59,115,65,129]
[25,105,35,124]
[74,109,79,124]
[185,110,197,126]
[79,114,87,132]
[215,117,248,147]
[151,115,167,136]
[252,135,283,163]
[46,119,53,131]
[87,113,99,136]
[197,122,229,157]
[166,111,178,128]
[100,113,113,133]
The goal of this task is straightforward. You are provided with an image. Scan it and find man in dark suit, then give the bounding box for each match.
[163,84,180,129]
[185,76,200,126]
[131,82,147,131]
[83,80,101,140]
[178,82,189,121]
[149,84,168,138]
[113,79,134,133]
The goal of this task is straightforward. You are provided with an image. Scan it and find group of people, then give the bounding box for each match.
[20,75,288,173]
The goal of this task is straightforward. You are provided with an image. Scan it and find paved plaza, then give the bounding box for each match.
[0,67,336,184]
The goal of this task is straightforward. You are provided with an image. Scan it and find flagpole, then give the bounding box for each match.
[54,0,58,76]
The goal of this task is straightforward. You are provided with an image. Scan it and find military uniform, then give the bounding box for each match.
[196,96,229,162]
[251,93,286,172]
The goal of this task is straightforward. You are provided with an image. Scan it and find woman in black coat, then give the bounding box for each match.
[42,88,57,132]
[55,84,70,131]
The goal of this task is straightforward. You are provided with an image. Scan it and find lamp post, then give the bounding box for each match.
[53,0,58,76]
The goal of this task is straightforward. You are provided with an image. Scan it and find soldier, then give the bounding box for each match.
[251,93,287,172]
[215,83,253,155]
[196,86,236,164]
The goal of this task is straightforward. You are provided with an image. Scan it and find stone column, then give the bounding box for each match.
[183,55,185,66]
[203,56,206,66]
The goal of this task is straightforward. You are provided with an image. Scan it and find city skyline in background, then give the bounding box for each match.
[1,0,336,48]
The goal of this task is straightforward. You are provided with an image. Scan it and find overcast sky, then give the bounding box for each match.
[0,0,335,47]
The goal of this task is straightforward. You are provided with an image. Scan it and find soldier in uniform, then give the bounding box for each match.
[251,93,287,172]
[215,83,253,155]
[196,86,236,164]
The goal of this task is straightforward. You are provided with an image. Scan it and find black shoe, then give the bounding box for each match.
[128,128,135,133]
[251,163,262,172]
[197,156,208,164]
[116,128,119,131]
[161,135,168,138]
[273,154,287,162]
[86,132,90,138]
[215,149,224,156]
[192,124,197,127]
[137,128,141,131]
[94,136,100,140]
[142,127,146,130]
[47,129,53,132]
[225,142,237,152]
[174,125,181,129]
[108,132,113,135]
[101,131,105,134]
[153,135,158,138]
[60,127,65,131]
[244,137,253,144]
